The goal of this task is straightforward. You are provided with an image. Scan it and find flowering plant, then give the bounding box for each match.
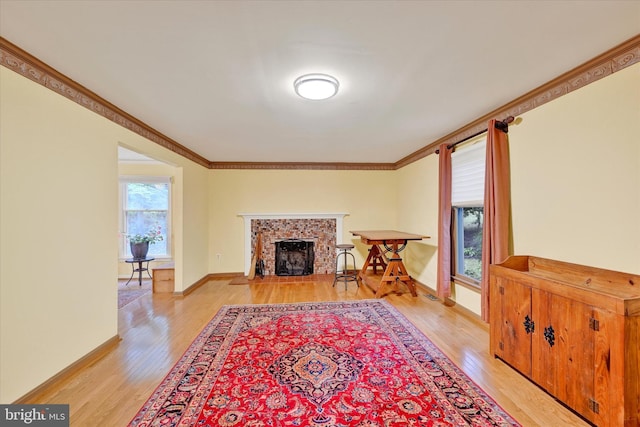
[127,226,164,245]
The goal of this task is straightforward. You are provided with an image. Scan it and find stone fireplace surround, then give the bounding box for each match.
[239,213,347,276]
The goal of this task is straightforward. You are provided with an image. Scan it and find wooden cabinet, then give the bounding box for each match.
[152,262,174,293]
[489,256,640,426]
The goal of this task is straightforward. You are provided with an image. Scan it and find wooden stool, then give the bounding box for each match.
[333,244,359,290]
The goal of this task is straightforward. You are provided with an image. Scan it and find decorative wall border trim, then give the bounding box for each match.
[210,161,395,170]
[395,34,640,168]
[1,34,638,171]
[0,37,210,168]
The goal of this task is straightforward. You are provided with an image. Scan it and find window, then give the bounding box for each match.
[120,176,171,259]
[451,137,486,284]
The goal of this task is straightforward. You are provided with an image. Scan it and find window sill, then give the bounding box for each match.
[119,256,173,262]
[451,275,481,292]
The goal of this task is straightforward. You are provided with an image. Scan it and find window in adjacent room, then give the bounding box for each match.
[119,176,171,259]
[451,136,486,285]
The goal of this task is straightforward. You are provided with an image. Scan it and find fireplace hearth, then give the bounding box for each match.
[275,239,314,276]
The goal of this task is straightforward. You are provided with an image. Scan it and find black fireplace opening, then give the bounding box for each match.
[275,239,314,276]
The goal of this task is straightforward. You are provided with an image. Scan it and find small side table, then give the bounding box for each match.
[125,257,155,286]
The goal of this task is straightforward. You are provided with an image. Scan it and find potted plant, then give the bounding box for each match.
[127,226,164,259]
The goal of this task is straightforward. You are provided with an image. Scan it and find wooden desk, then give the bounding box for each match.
[350,230,428,297]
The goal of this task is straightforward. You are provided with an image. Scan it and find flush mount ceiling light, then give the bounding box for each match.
[294,73,339,100]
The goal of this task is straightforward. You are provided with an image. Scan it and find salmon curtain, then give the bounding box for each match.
[481,119,511,322]
[436,143,452,299]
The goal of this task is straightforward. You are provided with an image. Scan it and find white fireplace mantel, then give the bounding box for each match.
[238,212,348,275]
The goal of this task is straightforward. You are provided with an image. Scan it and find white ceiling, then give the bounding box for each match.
[1,1,638,164]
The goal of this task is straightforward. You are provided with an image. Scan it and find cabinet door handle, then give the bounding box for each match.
[543,325,555,347]
[523,315,535,334]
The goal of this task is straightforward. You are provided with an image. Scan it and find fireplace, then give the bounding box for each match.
[239,213,348,276]
[275,239,314,276]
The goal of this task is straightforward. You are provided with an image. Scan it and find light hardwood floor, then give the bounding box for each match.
[26,275,591,426]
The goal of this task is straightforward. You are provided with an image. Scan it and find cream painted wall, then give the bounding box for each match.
[208,169,397,274]
[181,164,210,288]
[395,155,439,289]
[0,67,211,402]
[1,68,118,402]
[510,63,640,274]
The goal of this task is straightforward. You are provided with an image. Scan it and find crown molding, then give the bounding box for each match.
[1,34,638,171]
[0,37,211,169]
[395,34,640,168]
[209,161,395,170]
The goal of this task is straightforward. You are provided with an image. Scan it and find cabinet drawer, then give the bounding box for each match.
[154,270,173,281]
[152,264,174,293]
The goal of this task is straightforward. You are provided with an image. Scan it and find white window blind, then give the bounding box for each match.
[451,138,486,206]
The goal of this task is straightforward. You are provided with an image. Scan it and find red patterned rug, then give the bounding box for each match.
[129,300,520,426]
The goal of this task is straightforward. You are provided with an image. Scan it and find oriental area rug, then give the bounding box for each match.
[129,300,520,427]
[118,279,152,309]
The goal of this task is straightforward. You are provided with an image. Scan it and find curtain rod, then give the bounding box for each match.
[435,116,514,154]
